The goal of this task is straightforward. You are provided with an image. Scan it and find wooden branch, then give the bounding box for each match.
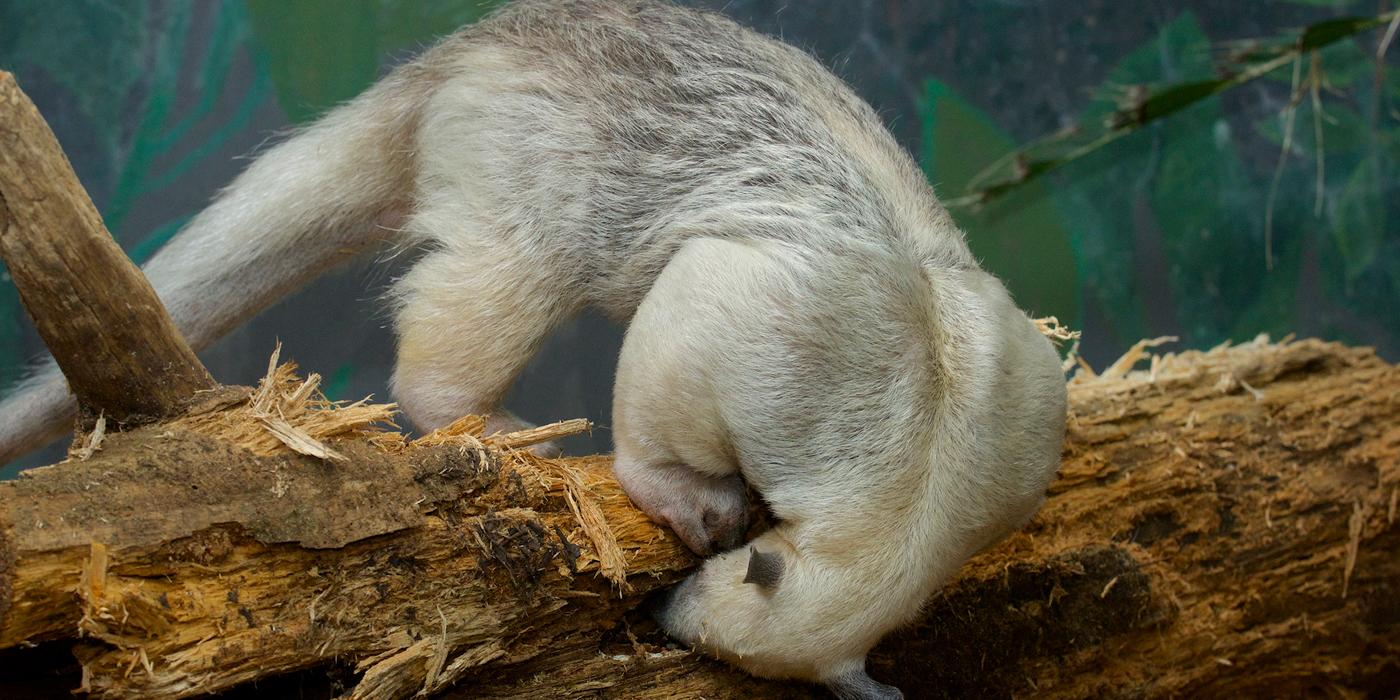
[0,372,693,699]
[0,338,1395,699]
[0,71,215,424]
[459,338,1400,699]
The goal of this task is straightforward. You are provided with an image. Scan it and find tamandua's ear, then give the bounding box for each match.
[827,665,903,700]
[742,546,784,589]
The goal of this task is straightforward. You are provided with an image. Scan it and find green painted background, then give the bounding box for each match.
[1,0,1397,470]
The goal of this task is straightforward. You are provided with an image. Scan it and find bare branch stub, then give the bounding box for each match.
[0,71,215,425]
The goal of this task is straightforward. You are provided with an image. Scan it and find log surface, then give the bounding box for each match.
[0,338,1395,699]
[458,338,1400,699]
[0,71,215,425]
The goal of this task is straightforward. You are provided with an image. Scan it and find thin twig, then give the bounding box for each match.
[1264,54,1304,272]
[949,10,1398,210]
[1309,51,1326,218]
[1379,9,1400,60]
[486,419,592,451]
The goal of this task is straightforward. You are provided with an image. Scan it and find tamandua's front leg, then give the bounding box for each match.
[612,451,748,557]
[610,238,754,557]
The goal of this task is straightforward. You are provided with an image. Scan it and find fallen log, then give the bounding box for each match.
[0,338,1394,699]
[0,389,692,699]
[452,336,1400,699]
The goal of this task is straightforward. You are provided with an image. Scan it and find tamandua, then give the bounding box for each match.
[0,1,1068,697]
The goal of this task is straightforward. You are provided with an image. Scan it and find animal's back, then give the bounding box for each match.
[414,0,974,317]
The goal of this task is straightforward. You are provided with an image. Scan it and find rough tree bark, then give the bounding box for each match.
[0,71,216,426]
[0,339,1394,699]
[0,72,1395,700]
[456,337,1400,699]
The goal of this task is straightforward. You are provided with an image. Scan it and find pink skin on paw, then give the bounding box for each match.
[616,463,749,556]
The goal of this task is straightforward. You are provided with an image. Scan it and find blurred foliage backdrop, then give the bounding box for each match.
[1,0,1397,471]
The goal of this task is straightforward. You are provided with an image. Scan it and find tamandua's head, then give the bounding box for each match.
[653,532,904,699]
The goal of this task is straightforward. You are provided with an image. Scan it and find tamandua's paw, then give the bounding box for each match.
[613,458,748,556]
[655,472,748,556]
[826,667,903,700]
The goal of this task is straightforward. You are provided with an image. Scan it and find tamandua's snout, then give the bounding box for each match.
[653,530,903,700]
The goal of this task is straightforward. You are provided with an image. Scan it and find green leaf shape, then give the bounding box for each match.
[1332,155,1387,281]
[1056,12,1291,347]
[1298,14,1393,48]
[920,79,1080,328]
[245,0,381,124]
[245,0,507,125]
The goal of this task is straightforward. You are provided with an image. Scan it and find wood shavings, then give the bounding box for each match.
[486,418,592,451]
[1101,336,1179,381]
[1216,370,1266,400]
[257,415,345,462]
[78,542,109,630]
[422,608,450,695]
[1099,575,1120,599]
[1034,316,1081,345]
[557,463,631,591]
[1342,499,1368,598]
[172,343,397,459]
[1073,355,1098,382]
[415,415,487,445]
[73,413,106,461]
[1060,339,1081,374]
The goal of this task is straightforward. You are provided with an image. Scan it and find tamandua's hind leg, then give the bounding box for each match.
[390,238,580,441]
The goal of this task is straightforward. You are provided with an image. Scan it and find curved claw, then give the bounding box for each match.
[828,666,903,700]
[742,546,784,589]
